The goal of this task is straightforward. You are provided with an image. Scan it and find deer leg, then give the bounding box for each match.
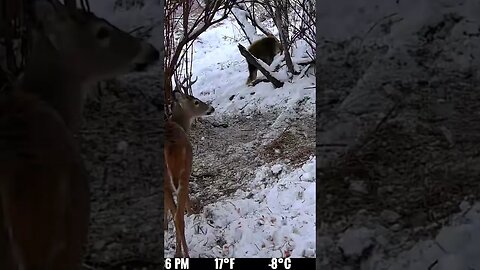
[175,184,189,258]
[164,187,176,232]
[173,208,183,257]
[247,63,257,85]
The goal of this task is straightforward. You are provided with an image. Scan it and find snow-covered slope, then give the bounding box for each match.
[337,202,480,270]
[319,0,480,68]
[191,18,315,116]
[167,157,316,258]
[387,202,480,270]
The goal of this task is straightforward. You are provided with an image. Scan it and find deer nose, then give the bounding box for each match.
[207,106,215,115]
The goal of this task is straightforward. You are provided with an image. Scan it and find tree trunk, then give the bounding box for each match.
[274,3,296,77]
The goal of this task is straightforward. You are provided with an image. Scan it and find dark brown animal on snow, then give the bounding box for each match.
[245,36,283,85]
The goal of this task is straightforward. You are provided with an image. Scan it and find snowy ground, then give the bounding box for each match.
[386,201,480,270]
[176,158,316,258]
[319,0,480,269]
[164,17,316,258]
[326,201,480,270]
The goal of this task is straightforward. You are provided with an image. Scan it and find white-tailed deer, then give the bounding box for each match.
[164,90,214,258]
[0,0,159,269]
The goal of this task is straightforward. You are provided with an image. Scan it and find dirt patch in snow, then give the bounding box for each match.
[188,111,315,208]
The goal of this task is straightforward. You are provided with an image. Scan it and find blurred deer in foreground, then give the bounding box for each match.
[0,0,159,268]
[164,80,214,257]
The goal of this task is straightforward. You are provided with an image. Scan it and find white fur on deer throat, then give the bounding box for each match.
[176,101,194,131]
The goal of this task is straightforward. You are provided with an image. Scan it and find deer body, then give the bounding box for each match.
[0,92,89,269]
[0,0,159,268]
[16,41,89,131]
[164,90,214,258]
[164,120,193,258]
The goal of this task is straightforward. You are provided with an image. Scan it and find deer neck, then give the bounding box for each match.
[170,107,193,134]
[16,34,91,132]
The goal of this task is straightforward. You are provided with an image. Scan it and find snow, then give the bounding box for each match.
[232,7,261,42]
[322,203,480,270]
[338,227,374,257]
[166,157,316,258]
[318,0,480,67]
[384,202,480,270]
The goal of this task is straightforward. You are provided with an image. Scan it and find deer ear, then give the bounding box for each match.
[31,0,68,26]
[30,0,70,50]
[173,90,184,101]
[32,0,55,19]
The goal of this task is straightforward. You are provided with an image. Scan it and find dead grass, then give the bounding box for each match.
[262,129,315,166]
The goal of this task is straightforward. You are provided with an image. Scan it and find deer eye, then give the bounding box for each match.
[96,27,110,40]
[194,100,199,105]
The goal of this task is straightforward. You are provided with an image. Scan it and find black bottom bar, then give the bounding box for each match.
[163,258,315,270]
